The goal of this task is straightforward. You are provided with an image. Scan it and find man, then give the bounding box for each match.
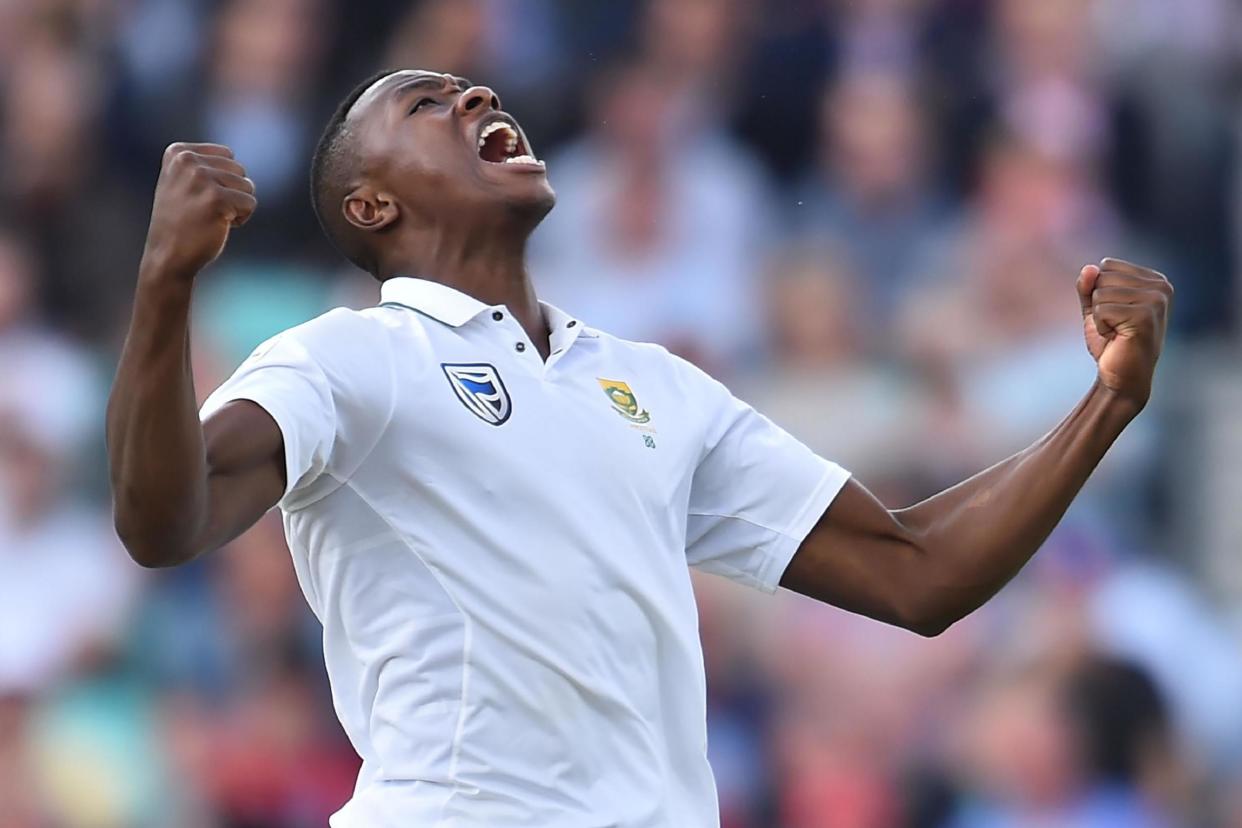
[107,70,1173,827]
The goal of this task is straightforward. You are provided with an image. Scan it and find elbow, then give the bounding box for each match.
[906,612,956,639]
[896,597,958,637]
[112,513,195,569]
[890,567,963,638]
[125,547,186,570]
[116,532,185,570]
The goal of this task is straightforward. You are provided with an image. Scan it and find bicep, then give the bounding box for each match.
[200,399,286,551]
[780,477,928,630]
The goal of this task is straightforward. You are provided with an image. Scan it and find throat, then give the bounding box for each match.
[378,221,552,355]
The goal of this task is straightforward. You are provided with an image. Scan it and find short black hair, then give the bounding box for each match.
[1063,656,1170,784]
[310,69,396,277]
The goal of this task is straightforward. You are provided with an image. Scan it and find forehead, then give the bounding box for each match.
[347,69,471,123]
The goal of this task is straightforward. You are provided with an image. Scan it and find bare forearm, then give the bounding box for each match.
[107,142,268,566]
[895,381,1140,626]
[787,259,1171,636]
[106,263,208,565]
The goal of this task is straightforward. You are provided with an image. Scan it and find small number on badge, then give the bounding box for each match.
[643,435,656,449]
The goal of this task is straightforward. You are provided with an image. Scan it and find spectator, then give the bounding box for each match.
[532,60,773,373]
[0,3,1235,824]
[947,655,1182,828]
[792,69,951,328]
[0,231,133,696]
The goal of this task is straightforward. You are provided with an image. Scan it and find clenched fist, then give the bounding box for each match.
[1077,258,1173,408]
[142,142,257,282]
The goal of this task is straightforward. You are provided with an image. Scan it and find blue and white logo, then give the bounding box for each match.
[441,363,512,426]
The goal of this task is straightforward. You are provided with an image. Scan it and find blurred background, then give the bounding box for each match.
[1,0,1240,825]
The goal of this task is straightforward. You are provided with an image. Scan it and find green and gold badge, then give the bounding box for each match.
[597,378,651,424]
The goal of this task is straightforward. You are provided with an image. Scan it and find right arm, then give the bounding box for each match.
[107,142,277,568]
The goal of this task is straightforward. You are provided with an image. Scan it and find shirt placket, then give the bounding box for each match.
[484,306,584,378]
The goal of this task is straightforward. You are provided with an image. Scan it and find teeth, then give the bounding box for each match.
[478,120,516,147]
[503,155,543,166]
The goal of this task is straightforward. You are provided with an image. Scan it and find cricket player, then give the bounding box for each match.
[106,70,1173,827]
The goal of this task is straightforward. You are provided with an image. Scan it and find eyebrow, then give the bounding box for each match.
[390,74,472,102]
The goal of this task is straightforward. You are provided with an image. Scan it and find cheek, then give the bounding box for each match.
[390,145,479,215]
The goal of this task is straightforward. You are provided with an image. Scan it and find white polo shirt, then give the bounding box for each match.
[200,277,850,827]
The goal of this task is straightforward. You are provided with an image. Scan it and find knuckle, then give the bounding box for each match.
[172,150,198,173]
[199,184,225,207]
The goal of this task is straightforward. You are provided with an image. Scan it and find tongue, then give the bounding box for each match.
[479,130,513,163]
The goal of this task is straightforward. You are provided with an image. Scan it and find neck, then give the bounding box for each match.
[379,220,549,357]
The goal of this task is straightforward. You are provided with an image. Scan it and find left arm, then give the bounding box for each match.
[781,259,1173,636]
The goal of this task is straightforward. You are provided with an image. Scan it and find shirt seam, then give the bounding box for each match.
[289,319,399,511]
[689,463,849,592]
[685,509,787,535]
[340,478,474,819]
[687,464,846,539]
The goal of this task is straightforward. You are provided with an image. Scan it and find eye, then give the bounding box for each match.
[409,97,437,115]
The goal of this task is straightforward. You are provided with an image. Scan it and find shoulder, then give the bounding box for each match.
[587,328,733,404]
[232,307,404,402]
[274,306,391,353]
[251,306,401,371]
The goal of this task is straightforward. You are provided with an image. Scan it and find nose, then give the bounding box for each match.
[455,84,501,117]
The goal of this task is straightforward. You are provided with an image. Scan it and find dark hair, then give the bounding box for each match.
[1062,656,1170,783]
[309,69,396,276]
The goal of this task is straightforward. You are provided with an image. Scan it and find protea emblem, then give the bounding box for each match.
[597,378,651,424]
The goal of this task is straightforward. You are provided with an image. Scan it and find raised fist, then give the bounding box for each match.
[142,143,257,281]
[1077,258,1173,408]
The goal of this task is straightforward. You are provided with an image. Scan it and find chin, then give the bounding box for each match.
[500,180,556,226]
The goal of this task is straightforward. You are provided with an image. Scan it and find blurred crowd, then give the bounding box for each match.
[1,0,1241,825]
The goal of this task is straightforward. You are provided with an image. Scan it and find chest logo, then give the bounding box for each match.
[597,378,651,424]
[442,363,512,426]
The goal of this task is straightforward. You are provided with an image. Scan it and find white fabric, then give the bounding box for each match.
[0,507,136,693]
[200,277,850,827]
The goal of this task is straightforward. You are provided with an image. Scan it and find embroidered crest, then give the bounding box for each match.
[596,378,651,424]
[442,363,512,426]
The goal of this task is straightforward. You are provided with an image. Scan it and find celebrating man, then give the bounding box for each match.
[107,70,1172,827]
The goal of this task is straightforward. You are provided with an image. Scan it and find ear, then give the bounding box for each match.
[343,186,399,233]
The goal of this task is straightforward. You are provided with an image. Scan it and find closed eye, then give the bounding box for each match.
[409,97,437,115]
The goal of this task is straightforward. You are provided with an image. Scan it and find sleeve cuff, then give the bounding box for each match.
[756,460,852,593]
[200,391,302,504]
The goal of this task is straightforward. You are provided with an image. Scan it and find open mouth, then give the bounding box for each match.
[477,119,544,168]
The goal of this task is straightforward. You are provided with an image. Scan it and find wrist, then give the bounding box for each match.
[138,243,200,289]
[1091,379,1147,423]
[136,254,196,311]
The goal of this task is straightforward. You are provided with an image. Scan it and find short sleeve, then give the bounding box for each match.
[200,332,337,507]
[686,377,851,593]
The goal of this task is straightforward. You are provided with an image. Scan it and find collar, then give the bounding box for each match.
[378,276,598,339]
[380,277,491,327]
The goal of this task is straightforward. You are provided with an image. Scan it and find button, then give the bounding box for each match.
[515,342,526,352]
[567,320,577,328]
[492,311,504,321]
